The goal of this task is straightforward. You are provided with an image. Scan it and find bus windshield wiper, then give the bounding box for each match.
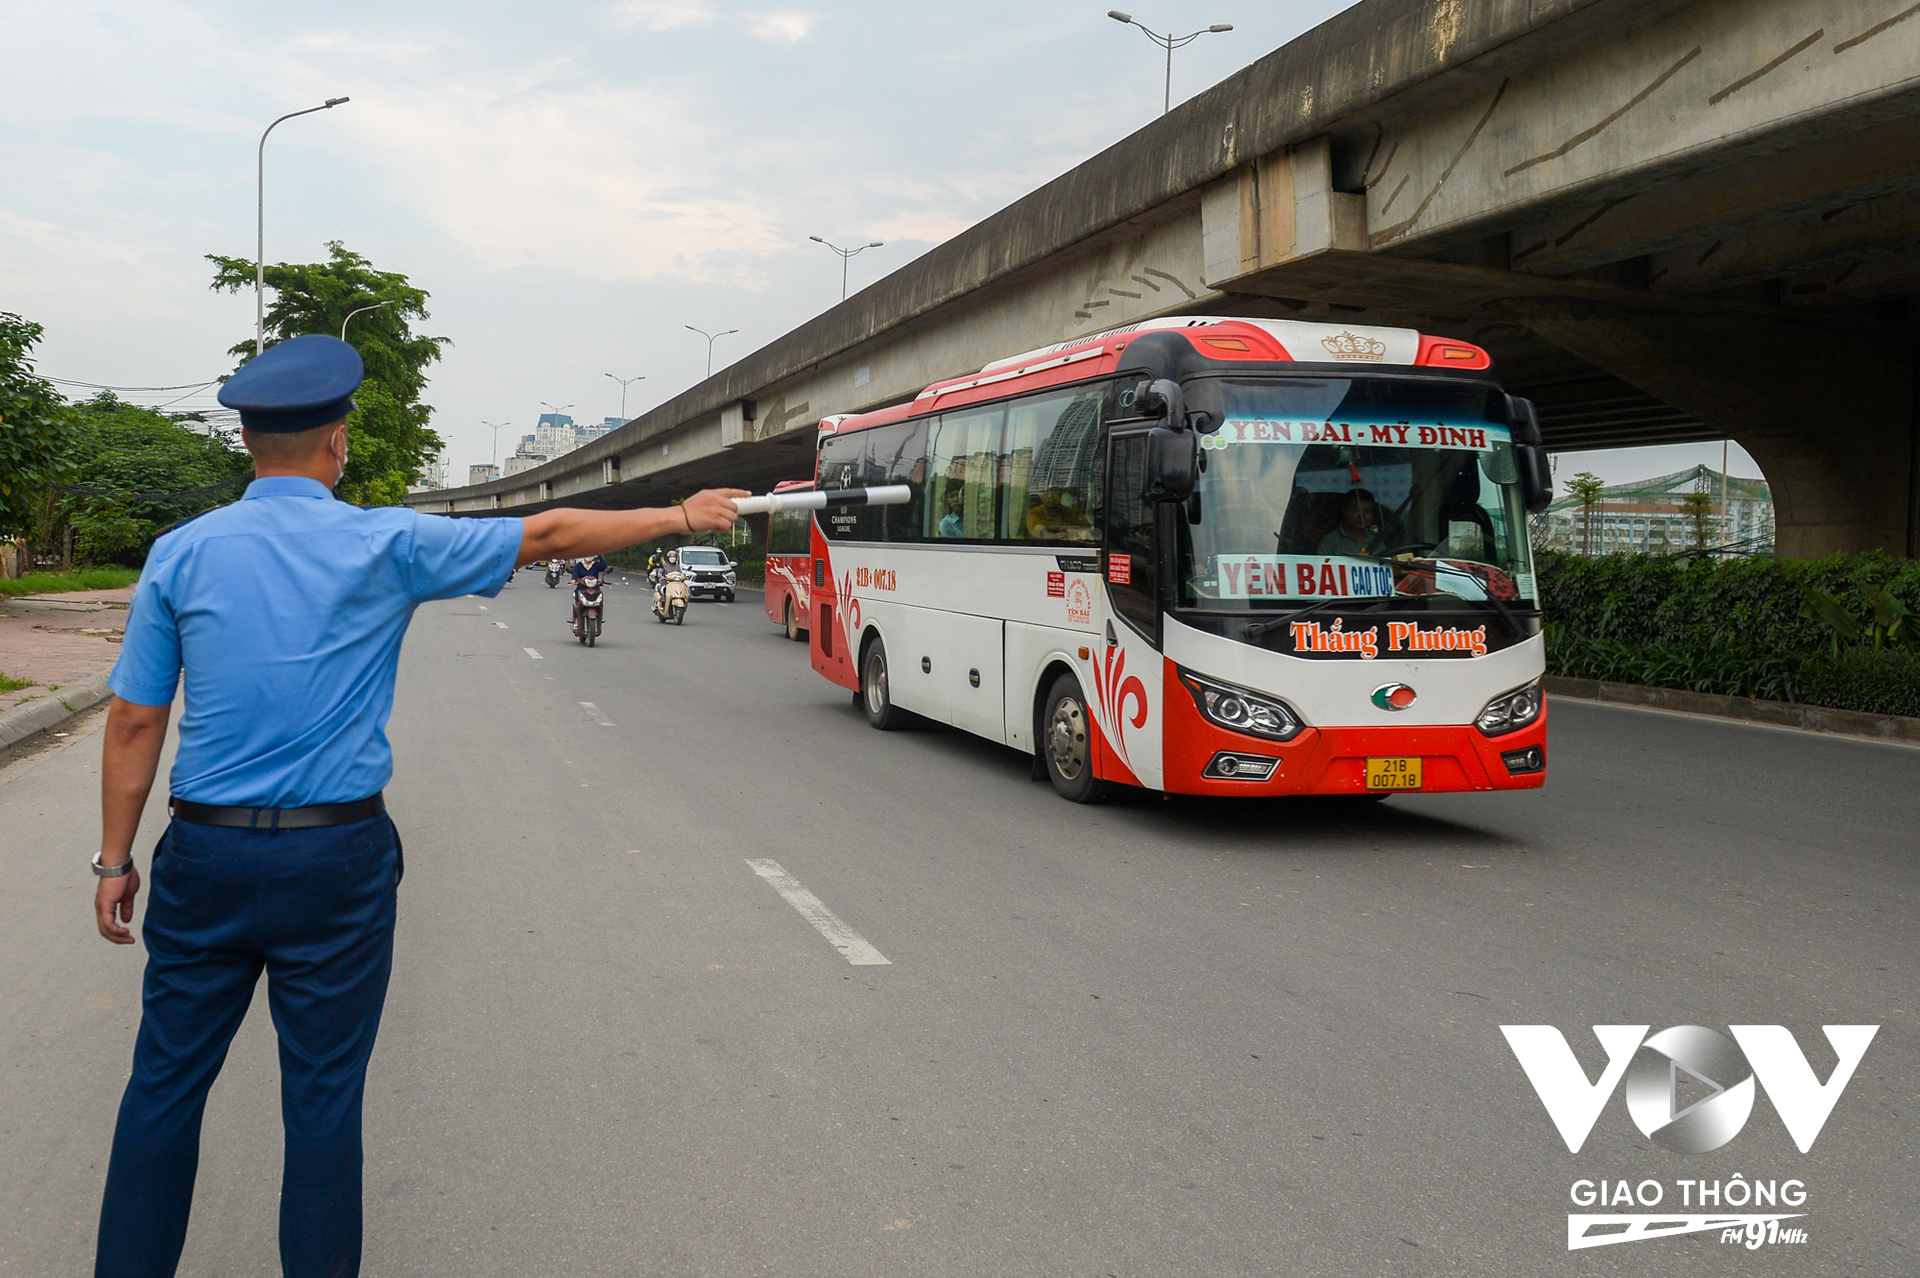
[1245,592,1399,640]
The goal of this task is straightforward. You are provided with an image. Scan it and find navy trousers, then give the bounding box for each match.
[96,815,402,1278]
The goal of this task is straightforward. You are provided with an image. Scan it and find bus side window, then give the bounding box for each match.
[871,419,928,543]
[1003,388,1103,544]
[768,509,809,555]
[1105,432,1158,637]
[926,407,1004,540]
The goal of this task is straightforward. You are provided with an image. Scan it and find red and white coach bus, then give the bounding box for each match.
[804,316,1555,803]
[762,479,815,642]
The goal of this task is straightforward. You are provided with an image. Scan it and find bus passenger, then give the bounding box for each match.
[1024,486,1092,541]
[938,482,966,538]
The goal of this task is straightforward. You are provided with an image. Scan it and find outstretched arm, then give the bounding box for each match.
[516,488,747,567]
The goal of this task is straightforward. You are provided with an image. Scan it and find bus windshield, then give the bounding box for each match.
[1177,377,1535,610]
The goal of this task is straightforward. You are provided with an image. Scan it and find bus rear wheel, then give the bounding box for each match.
[1042,674,1110,804]
[860,637,909,730]
[785,598,805,642]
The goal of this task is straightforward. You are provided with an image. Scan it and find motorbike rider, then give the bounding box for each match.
[570,553,608,632]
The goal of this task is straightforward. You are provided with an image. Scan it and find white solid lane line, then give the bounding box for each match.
[524,648,543,659]
[745,859,891,966]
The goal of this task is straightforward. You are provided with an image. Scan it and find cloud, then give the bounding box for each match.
[747,12,816,43]
[610,0,714,31]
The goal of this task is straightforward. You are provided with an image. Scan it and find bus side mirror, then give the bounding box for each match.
[1145,427,1198,502]
[1505,395,1552,512]
[1517,444,1553,513]
[1136,378,1196,501]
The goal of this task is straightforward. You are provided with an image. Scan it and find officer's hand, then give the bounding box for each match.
[95,865,141,945]
[682,489,750,534]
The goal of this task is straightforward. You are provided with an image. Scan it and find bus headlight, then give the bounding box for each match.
[1178,669,1303,742]
[1475,680,1543,736]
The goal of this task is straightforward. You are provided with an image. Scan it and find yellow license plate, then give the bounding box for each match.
[1366,757,1423,790]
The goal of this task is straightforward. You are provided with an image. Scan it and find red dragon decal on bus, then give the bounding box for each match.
[837,567,862,661]
[1090,644,1149,769]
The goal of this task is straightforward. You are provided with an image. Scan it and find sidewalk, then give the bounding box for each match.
[0,585,132,716]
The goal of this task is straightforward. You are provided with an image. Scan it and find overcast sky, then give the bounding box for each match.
[3,0,1758,490]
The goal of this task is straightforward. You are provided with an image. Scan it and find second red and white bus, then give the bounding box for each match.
[803,316,1554,803]
[762,479,815,642]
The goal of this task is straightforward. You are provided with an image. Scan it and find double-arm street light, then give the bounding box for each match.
[257,96,350,357]
[340,299,394,340]
[605,372,645,422]
[482,420,508,469]
[685,326,738,378]
[809,236,885,302]
[1107,12,1232,116]
[540,401,575,423]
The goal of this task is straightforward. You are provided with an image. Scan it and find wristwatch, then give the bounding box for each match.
[91,851,133,878]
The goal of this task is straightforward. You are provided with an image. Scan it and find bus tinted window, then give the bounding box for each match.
[768,508,811,555]
[1004,388,1102,544]
[927,406,1004,540]
[871,419,928,543]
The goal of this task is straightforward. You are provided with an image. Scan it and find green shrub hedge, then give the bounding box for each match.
[1539,550,1920,717]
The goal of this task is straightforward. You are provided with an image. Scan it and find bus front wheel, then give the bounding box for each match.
[1042,674,1110,804]
[785,598,805,642]
[860,638,909,730]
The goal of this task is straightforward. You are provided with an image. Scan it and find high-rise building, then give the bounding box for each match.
[1533,464,1773,556]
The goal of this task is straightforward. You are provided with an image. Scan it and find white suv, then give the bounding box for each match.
[676,546,737,602]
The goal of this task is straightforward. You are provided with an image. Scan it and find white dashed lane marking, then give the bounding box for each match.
[523,648,543,660]
[745,859,891,966]
[578,701,616,726]
[495,622,509,629]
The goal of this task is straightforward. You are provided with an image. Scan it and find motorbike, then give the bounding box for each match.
[544,560,561,588]
[652,569,690,625]
[573,573,604,646]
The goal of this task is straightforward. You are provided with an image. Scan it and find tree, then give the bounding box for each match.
[1678,489,1716,554]
[0,312,80,550]
[207,242,447,505]
[1565,471,1606,556]
[55,393,253,564]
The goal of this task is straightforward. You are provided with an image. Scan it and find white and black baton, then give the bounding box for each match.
[729,484,912,515]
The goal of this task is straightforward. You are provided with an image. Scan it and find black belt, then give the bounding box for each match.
[170,793,386,831]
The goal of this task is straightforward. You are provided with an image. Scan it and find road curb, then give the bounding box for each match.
[1544,675,1920,745]
[0,670,115,748]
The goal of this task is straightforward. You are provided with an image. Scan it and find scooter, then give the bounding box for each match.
[652,570,689,625]
[544,560,561,588]
[573,574,604,646]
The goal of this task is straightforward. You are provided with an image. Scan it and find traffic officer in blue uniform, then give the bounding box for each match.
[90,334,744,1278]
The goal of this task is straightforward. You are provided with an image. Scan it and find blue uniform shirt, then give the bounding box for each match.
[111,477,523,806]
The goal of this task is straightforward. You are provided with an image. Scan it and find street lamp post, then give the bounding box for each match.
[340,299,394,340]
[604,373,645,423]
[257,97,350,357]
[482,420,508,470]
[808,236,886,302]
[1106,12,1232,116]
[685,326,738,378]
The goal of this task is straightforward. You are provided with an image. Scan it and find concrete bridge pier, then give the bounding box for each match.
[1493,297,1918,559]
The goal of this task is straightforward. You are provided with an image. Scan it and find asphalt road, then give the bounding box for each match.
[3,570,1914,1276]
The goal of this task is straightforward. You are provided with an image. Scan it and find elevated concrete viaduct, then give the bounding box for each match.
[411,0,1920,558]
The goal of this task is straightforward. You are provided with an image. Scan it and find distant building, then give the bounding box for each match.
[407,451,451,494]
[502,452,548,477]
[1534,464,1773,556]
[468,463,500,486]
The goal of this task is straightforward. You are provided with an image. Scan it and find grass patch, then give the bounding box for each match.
[0,567,140,597]
[0,671,34,694]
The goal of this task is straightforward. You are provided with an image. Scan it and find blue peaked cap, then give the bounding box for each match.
[218,334,364,433]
